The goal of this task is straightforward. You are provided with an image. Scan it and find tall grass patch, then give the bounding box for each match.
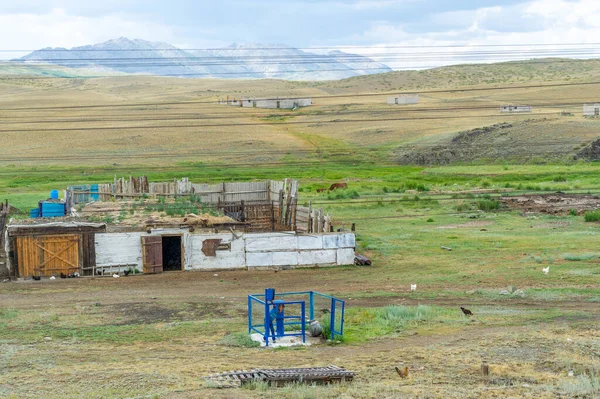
[584,210,600,222]
[342,305,465,343]
[477,199,501,211]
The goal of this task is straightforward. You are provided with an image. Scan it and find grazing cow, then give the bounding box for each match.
[316,188,327,193]
[329,182,348,191]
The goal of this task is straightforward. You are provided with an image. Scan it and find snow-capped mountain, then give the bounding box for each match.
[16,38,392,80]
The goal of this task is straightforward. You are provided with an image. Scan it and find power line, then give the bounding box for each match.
[15,48,600,63]
[1,81,598,111]
[3,42,600,52]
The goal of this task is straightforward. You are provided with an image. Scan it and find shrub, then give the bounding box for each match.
[477,199,501,211]
[584,210,600,222]
[426,218,434,223]
[569,209,577,216]
[562,253,599,261]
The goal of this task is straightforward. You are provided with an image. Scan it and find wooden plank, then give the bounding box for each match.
[141,236,163,274]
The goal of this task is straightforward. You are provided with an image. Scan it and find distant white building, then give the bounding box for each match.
[583,104,600,117]
[387,94,419,105]
[219,97,312,109]
[501,105,532,113]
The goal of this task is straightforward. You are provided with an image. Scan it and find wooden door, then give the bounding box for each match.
[141,236,163,274]
[17,235,79,277]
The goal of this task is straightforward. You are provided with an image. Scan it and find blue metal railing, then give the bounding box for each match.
[247,290,345,344]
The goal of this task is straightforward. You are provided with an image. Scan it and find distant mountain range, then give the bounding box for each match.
[14,37,393,80]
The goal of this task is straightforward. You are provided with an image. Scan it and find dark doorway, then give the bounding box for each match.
[162,236,182,271]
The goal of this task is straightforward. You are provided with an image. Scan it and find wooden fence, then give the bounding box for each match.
[65,177,338,233]
[67,177,298,206]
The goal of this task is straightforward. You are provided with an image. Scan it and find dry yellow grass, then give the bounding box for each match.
[1,59,599,166]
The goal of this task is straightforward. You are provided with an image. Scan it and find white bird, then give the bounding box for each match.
[410,284,417,291]
[112,274,120,278]
[49,276,56,280]
[542,266,550,275]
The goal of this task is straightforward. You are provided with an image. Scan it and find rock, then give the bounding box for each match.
[499,290,510,295]
[465,289,476,295]
[308,320,323,337]
[513,289,526,298]
[507,285,516,293]
[44,337,52,342]
[213,274,219,277]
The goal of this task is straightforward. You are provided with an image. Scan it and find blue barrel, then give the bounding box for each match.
[50,190,59,199]
[30,208,40,218]
[41,202,66,217]
[90,184,99,201]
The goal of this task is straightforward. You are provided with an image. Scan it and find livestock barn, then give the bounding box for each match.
[4,178,356,279]
[387,94,419,105]
[583,104,600,116]
[501,105,532,113]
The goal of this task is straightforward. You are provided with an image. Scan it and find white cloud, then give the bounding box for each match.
[346,0,600,69]
[0,8,177,56]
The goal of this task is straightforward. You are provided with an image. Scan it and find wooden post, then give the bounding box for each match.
[278,190,284,225]
[291,197,297,232]
[241,200,245,222]
[270,201,275,231]
[351,223,356,232]
[308,201,313,233]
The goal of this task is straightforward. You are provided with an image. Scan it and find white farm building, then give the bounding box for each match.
[220,97,312,109]
[583,104,600,117]
[501,105,532,113]
[387,94,419,105]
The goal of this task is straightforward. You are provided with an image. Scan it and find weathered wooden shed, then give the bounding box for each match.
[6,222,106,278]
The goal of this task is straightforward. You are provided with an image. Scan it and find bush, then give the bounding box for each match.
[426,218,434,223]
[569,209,577,216]
[477,199,501,211]
[584,210,600,222]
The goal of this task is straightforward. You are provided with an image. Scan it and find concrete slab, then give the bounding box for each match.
[250,333,319,348]
[272,251,298,266]
[337,248,355,265]
[246,252,273,267]
[297,235,323,250]
[298,250,337,265]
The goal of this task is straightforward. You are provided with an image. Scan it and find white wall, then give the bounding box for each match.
[501,105,532,113]
[245,232,355,270]
[188,233,246,270]
[95,231,355,272]
[583,104,600,116]
[387,95,418,105]
[240,99,312,109]
[95,232,146,271]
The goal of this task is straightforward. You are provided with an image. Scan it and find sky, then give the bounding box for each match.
[1,0,599,67]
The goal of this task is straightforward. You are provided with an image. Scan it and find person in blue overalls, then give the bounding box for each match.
[268,300,285,342]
